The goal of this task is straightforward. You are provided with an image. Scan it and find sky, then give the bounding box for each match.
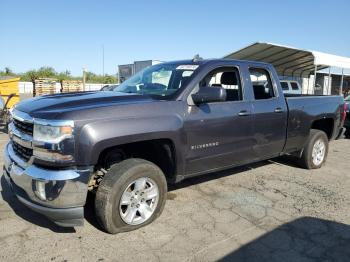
[1,0,350,76]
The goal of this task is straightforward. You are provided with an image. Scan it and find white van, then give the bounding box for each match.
[280,80,302,95]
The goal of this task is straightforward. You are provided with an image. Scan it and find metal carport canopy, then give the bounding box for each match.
[223,42,350,78]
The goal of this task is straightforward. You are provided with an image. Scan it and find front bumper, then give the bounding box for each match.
[3,142,92,227]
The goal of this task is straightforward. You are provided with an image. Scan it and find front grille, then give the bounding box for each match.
[12,141,33,161]
[13,118,33,136]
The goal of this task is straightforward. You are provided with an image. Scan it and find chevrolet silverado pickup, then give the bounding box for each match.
[3,59,346,234]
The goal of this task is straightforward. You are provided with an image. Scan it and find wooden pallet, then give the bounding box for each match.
[34,78,56,96]
[61,80,82,93]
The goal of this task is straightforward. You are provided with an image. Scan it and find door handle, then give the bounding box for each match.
[238,110,250,116]
[274,107,283,113]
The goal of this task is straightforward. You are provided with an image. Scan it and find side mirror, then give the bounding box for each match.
[191,87,227,104]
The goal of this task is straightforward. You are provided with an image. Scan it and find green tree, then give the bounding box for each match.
[36,66,56,78]
[0,67,17,77]
[1,67,117,85]
[4,67,13,75]
[57,70,72,82]
[103,74,117,84]
[24,70,38,82]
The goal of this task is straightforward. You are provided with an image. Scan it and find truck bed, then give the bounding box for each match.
[284,95,344,153]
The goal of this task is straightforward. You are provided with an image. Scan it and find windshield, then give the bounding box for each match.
[112,63,197,98]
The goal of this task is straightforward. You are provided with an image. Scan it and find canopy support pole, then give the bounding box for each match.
[340,68,344,95]
[313,64,317,95]
[328,67,331,95]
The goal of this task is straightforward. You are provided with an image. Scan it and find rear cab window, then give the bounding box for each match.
[249,68,275,100]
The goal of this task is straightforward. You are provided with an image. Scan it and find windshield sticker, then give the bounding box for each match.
[176,65,199,70]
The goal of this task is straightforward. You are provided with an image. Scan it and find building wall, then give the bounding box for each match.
[118,60,163,82]
[300,74,350,95]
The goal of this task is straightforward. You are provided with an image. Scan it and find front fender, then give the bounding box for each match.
[76,115,184,165]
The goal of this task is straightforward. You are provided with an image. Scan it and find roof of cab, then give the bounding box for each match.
[161,58,271,67]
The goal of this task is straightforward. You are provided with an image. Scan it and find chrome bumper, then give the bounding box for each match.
[3,142,92,226]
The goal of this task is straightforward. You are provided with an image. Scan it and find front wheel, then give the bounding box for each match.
[299,129,329,169]
[95,158,167,234]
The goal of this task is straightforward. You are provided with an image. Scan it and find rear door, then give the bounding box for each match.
[183,64,255,175]
[248,66,288,160]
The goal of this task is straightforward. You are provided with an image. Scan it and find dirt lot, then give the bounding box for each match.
[0,130,349,262]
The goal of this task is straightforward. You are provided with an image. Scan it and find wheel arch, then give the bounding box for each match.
[310,117,335,140]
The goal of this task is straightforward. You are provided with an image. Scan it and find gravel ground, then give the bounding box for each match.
[0,129,349,262]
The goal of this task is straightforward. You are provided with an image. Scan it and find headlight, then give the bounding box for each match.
[33,120,74,163]
[33,123,73,144]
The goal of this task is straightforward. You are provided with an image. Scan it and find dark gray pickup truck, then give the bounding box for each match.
[3,59,346,233]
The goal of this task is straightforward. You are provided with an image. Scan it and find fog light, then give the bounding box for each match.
[34,180,47,201]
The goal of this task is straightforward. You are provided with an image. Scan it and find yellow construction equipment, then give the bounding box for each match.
[0,76,20,108]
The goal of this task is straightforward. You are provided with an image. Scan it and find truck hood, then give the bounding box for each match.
[15,91,155,118]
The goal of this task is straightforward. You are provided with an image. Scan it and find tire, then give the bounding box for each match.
[299,129,329,169]
[95,158,167,234]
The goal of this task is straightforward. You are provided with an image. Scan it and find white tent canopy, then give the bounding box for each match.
[224,42,350,78]
[312,51,350,69]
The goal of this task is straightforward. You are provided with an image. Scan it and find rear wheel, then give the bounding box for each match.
[95,158,167,234]
[299,129,329,169]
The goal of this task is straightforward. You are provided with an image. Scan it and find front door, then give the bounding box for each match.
[183,66,255,175]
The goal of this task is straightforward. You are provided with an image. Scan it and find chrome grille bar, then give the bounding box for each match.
[9,109,34,162]
[11,109,34,123]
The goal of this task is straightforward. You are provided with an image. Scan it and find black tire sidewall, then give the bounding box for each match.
[110,166,166,231]
[304,130,329,169]
[95,159,167,234]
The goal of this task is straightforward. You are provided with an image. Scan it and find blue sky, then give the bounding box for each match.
[1,0,349,76]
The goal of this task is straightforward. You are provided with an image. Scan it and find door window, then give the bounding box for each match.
[249,68,275,100]
[199,67,243,102]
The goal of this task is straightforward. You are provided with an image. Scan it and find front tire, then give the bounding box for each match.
[299,129,329,169]
[95,158,167,234]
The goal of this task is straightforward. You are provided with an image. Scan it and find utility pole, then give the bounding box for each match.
[82,67,86,91]
[102,45,105,78]
[340,68,344,95]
